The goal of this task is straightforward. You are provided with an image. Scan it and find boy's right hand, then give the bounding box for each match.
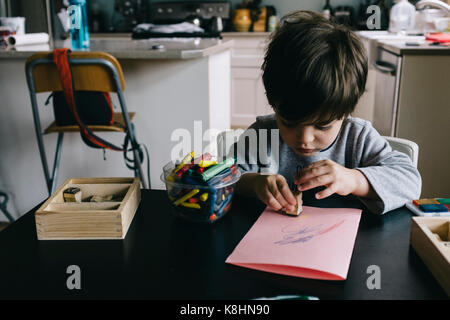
[253,174,299,212]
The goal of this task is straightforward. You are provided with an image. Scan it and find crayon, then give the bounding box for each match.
[206,167,232,186]
[223,200,233,213]
[196,167,205,174]
[221,175,231,184]
[188,197,199,203]
[215,194,232,213]
[200,192,209,202]
[176,163,195,178]
[437,198,450,205]
[413,198,440,206]
[419,204,448,213]
[180,202,201,209]
[193,152,212,164]
[201,157,235,181]
[173,189,200,206]
[173,152,194,174]
[198,160,218,168]
[182,175,204,185]
[208,190,217,215]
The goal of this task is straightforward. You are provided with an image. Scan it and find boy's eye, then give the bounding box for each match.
[315,124,332,131]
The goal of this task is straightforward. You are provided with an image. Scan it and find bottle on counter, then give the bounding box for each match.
[322,0,333,20]
[389,0,416,33]
[267,15,278,32]
[68,0,90,50]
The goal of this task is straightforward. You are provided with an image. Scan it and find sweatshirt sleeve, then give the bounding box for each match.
[351,122,422,214]
[228,115,278,175]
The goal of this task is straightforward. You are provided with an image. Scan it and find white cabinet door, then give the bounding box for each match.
[223,33,272,128]
[230,67,272,127]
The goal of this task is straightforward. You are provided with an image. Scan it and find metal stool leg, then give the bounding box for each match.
[49,132,64,194]
[132,147,148,189]
[28,67,64,195]
[116,90,149,189]
[0,191,14,222]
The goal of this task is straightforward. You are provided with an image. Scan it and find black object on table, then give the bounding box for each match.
[0,190,447,299]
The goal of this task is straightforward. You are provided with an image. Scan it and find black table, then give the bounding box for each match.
[0,190,447,300]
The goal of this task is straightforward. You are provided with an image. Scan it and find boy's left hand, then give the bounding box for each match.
[294,159,369,199]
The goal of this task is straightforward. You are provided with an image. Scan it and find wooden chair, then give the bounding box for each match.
[25,51,148,194]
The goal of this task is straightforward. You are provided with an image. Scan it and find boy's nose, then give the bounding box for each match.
[296,127,315,145]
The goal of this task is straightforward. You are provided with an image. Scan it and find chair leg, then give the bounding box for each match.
[0,192,14,222]
[49,133,64,194]
[31,101,52,194]
[133,148,148,189]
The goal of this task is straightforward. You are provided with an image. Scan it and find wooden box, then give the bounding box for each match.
[35,178,141,240]
[410,217,450,296]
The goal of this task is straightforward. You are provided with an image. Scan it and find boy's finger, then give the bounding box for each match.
[298,174,333,191]
[300,160,329,173]
[296,165,329,184]
[276,178,297,206]
[315,184,337,199]
[265,193,283,211]
[268,184,291,210]
[295,161,327,178]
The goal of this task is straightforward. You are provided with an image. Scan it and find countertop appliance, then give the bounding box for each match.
[149,1,231,35]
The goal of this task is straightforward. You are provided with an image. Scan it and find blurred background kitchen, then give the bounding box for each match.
[0,0,421,35]
[0,1,449,224]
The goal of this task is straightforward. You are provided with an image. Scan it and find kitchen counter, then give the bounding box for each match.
[356,31,450,57]
[377,39,450,55]
[0,37,233,59]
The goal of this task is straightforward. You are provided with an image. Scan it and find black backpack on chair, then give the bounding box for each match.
[51,48,148,185]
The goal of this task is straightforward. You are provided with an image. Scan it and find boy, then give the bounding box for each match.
[232,11,421,215]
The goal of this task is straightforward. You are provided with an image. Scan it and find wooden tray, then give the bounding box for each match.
[35,177,141,240]
[410,217,450,296]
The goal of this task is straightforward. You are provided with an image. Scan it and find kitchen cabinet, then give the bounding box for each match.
[394,53,450,197]
[222,33,272,128]
[225,32,377,127]
[370,40,450,197]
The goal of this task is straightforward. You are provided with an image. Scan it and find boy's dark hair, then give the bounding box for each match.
[262,10,368,124]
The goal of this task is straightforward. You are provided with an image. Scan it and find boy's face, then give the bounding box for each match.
[275,113,344,157]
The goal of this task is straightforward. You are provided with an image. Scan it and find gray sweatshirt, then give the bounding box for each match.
[231,114,421,215]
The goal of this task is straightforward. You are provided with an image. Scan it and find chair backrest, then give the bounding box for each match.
[383,136,419,168]
[25,51,125,93]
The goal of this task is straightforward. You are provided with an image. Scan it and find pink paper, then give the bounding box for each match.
[226,206,362,280]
